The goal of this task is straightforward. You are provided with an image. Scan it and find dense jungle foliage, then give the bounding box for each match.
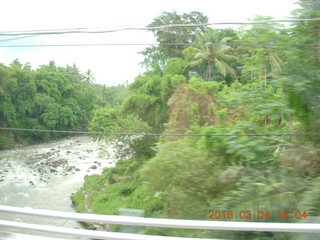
[71,1,320,239]
[0,61,128,148]
[1,0,319,239]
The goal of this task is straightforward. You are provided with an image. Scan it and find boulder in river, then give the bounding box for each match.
[50,159,68,167]
[89,165,97,169]
[65,166,76,172]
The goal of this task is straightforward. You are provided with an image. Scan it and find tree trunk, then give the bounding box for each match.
[207,63,212,81]
[316,26,320,63]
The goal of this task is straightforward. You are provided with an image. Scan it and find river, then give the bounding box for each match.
[0,136,116,239]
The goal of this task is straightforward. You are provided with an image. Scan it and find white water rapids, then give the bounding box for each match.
[0,136,116,239]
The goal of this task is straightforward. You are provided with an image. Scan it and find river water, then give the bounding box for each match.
[0,136,116,239]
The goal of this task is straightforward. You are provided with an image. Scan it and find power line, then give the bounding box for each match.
[1,18,319,36]
[0,42,319,48]
[0,27,90,34]
[0,127,319,137]
[0,35,43,43]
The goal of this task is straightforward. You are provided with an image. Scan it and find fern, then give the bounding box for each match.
[215,170,305,222]
[299,177,320,216]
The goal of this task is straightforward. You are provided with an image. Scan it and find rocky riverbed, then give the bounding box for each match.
[0,136,116,184]
[0,136,116,239]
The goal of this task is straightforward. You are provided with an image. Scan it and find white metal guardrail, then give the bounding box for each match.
[0,220,216,240]
[0,205,320,239]
[0,231,70,240]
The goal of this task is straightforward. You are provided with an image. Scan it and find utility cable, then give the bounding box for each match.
[0,18,319,36]
[0,42,319,48]
[0,35,43,43]
[0,127,319,137]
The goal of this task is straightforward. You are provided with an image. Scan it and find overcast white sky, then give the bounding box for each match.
[0,0,298,86]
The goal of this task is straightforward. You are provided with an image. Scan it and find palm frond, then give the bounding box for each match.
[214,58,227,77]
[224,64,238,79]
[189,58,204,67]
[195,51,210,60]
[218,53,238,63]
[220,37,232,43]
[268,50,285,73]
[215,45,233,56]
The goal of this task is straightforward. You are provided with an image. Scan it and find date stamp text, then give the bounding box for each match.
[208,210,307,220]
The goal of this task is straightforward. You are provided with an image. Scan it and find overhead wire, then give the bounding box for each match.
[0,35,42,43]
[0,18,319,137]
[0,18,319,36]
[0,42,319,48]
[0,28,86,43]
[0,127,319,137]
[0,18,319,48]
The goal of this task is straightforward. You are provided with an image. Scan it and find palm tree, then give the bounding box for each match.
[188,29,238,81]
[66,64,82,83]
[241,47,284,84]
[82,69,95,85]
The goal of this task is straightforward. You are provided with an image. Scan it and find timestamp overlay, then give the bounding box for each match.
[208,210,308,220]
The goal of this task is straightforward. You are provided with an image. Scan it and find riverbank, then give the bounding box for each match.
[0,136,116,238]
[0,136,116,183]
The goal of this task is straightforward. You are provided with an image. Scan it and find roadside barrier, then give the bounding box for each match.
[0,205,319,239]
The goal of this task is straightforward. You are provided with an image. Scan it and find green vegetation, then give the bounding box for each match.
[70,2,320,239]
[0,60,127,148]
[186,28,238,81]
[71,2,320,239]
[1,1,319,239]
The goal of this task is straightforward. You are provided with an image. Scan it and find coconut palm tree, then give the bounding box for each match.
[188,29,238,81]
[82,69,95,85]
